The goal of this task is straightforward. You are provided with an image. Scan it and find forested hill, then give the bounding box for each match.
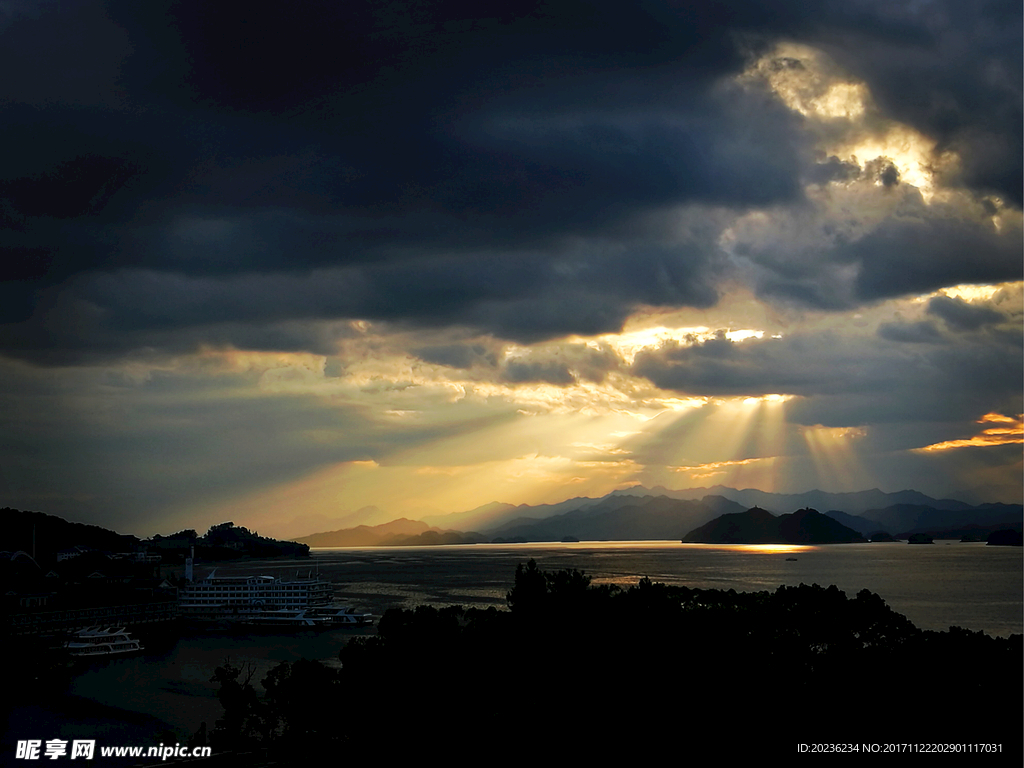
[2,507,139,559]
[684,507,866,543]
[0,508,307,562]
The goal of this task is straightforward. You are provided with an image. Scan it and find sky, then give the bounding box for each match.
[0,1,1021,539]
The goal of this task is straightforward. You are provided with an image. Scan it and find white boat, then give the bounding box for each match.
[66,626,145,657]
[178,570,334,621]
[312,606,374,627]
[240,605,373,630]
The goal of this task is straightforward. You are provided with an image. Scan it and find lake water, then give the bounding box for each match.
[299,541,1023,636]
[6,541,1021,761]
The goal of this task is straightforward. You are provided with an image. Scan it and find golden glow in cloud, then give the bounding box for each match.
[745,42,956,200]
[571,325,765,366]
[671,455,775,480]
[196,346,327,376]
[166,272,1020,535]
[747,44,868,120]
[915,413,1024,452]
[939,284,1014,303]
[193,365,810,536]
[904,282,1023,323]
[652,395,791,491]
[836,127,945,194]
[191,318,774,423]
[801,424,869,491]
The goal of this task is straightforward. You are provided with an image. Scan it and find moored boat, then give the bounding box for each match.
[65,626,145,657]
[240,605,373,630]
[315,606,374,627]
[178,570,334,621]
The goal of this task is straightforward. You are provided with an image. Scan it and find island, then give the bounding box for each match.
[683,507,866,544]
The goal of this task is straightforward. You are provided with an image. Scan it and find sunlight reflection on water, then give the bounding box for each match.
[197,540,1022,635]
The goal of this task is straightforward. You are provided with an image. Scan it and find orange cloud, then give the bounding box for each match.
[914,413,1024,452]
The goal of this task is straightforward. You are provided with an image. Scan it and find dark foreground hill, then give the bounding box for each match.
[2,507,139,560]
[0,508,308,564]
[684,507,866,543]
[198,561,1022,762]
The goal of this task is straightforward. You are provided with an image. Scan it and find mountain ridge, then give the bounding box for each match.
[412,484,989,536]
[288,485,1022,545]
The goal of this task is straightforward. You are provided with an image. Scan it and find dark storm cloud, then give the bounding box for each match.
[632,332,871,398]
[0,153,141,222]
[784,338,1022,428]
[0,232,727,361]
[817,0,1023,206]
[864,158,900,189]
[851,215,1023,301]
[0,1,1020,361]
[805,156,862,185]
[411,335,625,385]
[877,320,944,344]
[500,359,576,386]
[498,342,622,385]
[754,273,852,312]
[632,322,1022,425]
[746,200,1023,311]
[926,294,1006,331]
[413,343,499,370]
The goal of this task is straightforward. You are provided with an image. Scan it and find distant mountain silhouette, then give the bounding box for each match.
[488,495,745,542]
[822,509,878,536]
[386,529,489,546]
[684,507,866,544]
[295,518,430,547]
[292,495,746,545]
[826,502,1023,538]
[612,485,972,515]
[420,500,519,532]
[423,495,613,533]
[416,484,979,537]
[294,518,487,547]
[292,486,1021,544]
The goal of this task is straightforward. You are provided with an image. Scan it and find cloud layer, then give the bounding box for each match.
[0,1,1020,532]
